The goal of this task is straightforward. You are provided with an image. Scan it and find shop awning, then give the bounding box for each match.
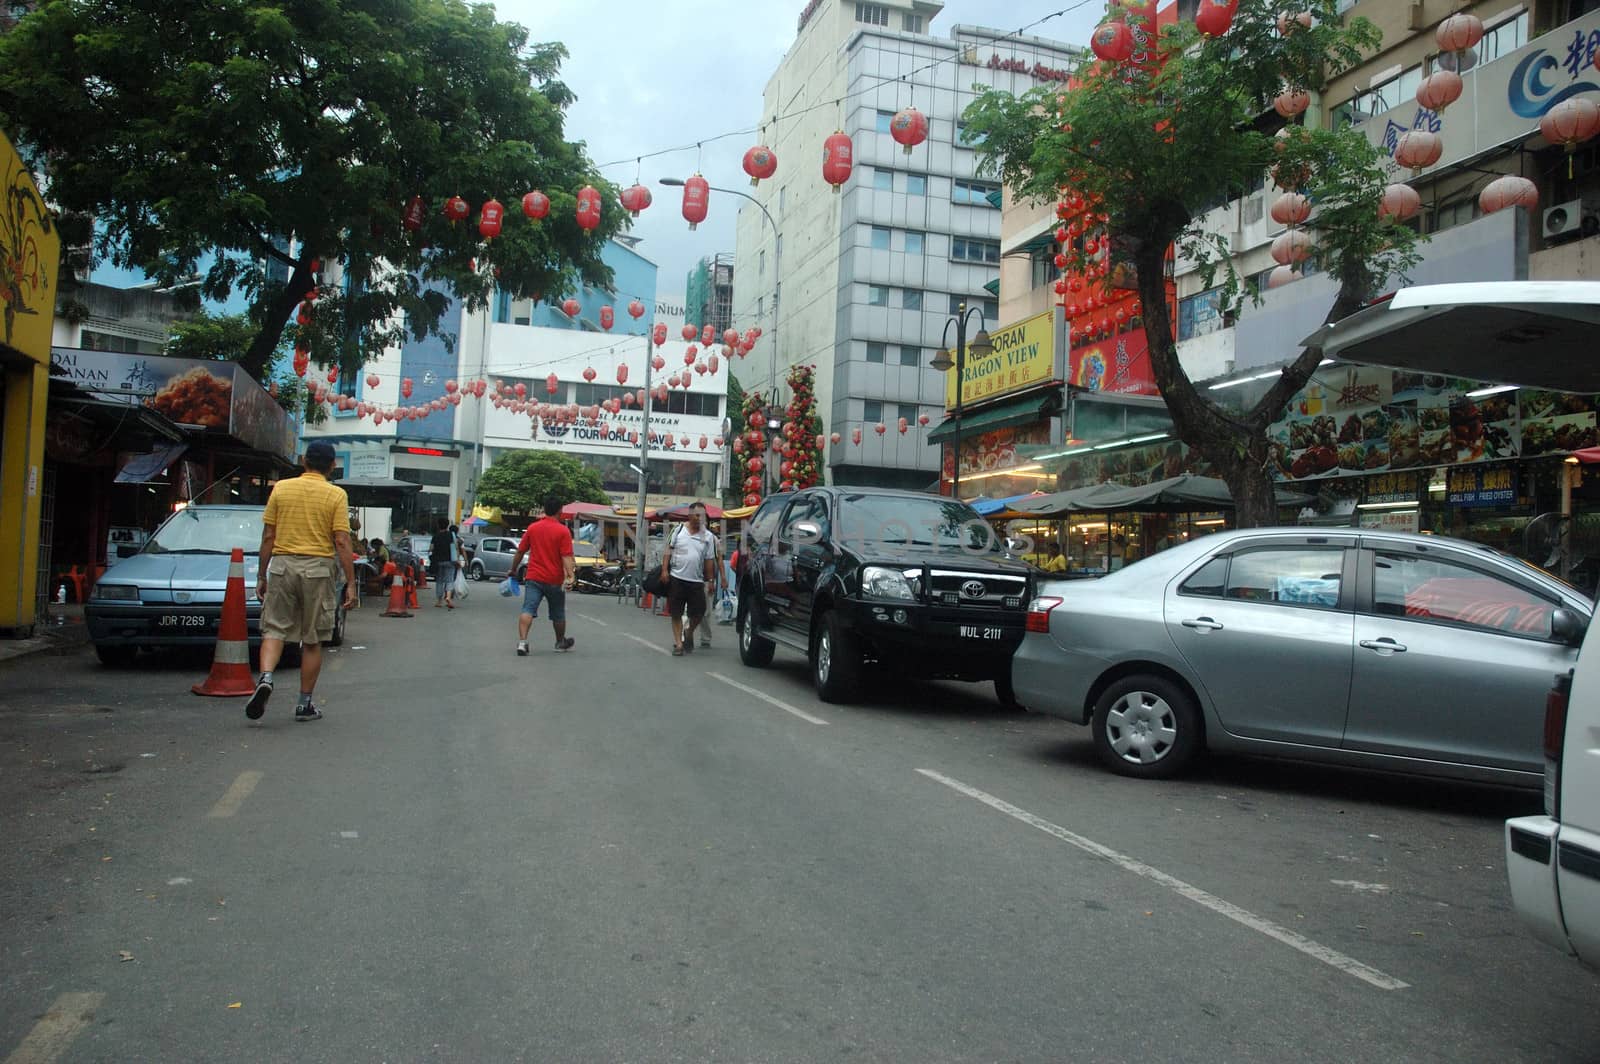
[561,502,618,519]
[334,476,424,507]
[1305,282,1600,393]
[927,393,1057,444]
[114,442,189,484]
[722,504,760,520]
[973,492,1047,516]
[1572,448,1600,465]
[1013,475,1311,516]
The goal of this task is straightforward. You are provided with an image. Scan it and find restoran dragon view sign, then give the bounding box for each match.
[942,310,1060,410]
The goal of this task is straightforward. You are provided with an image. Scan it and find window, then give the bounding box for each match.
[759,249,766,277]
[395,467,452,488]
[781,494,831,543]
[866,341,887,363]
[1372,552,1556,638]
[875,110,895,134]
[951,237,1001,264]
[650,391,720,417]
[779,186,786,214]
[905,174,928,197]
[855,2,888,26]
[1431,198,1478,234]
[866,285,889,306]
[574,383,633,407]
[901,289,923,311]
[863,400,883,423]
[955,122,987,147]
[872,168,893,191]
[902,12,923,32]
[899,345,921,366]
[1335,64,1423,126]
[953,179,1000,206]
[1477,11,1529,65]
[757,296,765,317]
[1180,556,1230,598]
[948,294,999,319]
[747,495,788,545]
[869,226,892,250]
[904,231,925,255]
[897,403,918,424]
[1224,548,1345,608]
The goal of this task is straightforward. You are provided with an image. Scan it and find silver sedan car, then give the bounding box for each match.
[1014,528,1591,786]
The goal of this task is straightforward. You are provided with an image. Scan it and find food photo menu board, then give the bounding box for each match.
[1266,365,1597,484]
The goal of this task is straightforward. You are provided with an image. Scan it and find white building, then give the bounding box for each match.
[733,0,1081,490]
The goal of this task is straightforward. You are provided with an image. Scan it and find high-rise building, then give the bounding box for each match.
[686,253,735,334]
[732,0,1081,489]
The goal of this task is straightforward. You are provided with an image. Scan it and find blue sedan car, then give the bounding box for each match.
[86,505,346,667]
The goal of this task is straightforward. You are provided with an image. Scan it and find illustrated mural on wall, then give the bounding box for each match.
[2,135,56,354]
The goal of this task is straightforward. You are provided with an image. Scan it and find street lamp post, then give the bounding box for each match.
[930,303,994,500]
[661,177,781,493]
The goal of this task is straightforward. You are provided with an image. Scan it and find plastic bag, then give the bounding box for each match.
[498,576,521,598]
[454,570,469,598]
[715,588,735,624]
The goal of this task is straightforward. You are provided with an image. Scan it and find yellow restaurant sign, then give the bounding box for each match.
[942,310,1057,411]
[1,131,59,364]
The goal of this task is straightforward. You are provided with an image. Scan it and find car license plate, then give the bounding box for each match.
[157,614,211,630]
[960,625,1004,640]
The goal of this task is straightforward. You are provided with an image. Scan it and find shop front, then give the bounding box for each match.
[0,130,60,634]
[932,309,1064,500]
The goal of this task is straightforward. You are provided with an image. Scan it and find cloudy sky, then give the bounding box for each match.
[494,0,1104,306]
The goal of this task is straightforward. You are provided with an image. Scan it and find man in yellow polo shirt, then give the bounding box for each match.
[247,441,357,723]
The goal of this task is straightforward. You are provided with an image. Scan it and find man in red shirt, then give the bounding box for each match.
[507,495,577,656]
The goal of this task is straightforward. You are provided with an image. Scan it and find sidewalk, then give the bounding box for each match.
[0,605,90,666]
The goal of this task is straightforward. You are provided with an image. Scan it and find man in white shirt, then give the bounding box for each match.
[689,501,728,648]
[661,502,718,656]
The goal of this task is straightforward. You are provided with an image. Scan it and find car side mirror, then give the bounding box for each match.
[792,520,823,545]
[1552,607,1588,647]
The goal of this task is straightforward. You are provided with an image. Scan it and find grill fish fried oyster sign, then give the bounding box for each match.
[942,311,1059,409]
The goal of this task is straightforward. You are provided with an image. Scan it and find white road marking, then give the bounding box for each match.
[206,770,263,819]
[916,769,1409,991]
[3,991,105,1063]
[340,831,359,839]
[166,877,193,886]
[621,632,671,657]
[574,613,610,627]
[1331,880,1391,894]
[706,672,829,726]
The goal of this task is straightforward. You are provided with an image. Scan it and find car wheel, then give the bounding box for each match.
[737,595,775,668]
[95,645,138,668]
[1091,675,1201,779]
[470,562,485,581]
[812,610,861,704]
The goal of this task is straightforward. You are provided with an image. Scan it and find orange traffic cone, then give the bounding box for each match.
[416,564,428,590]
[193,548,255,696]
[640,591,653,610]
[406,566,421,610]
[382,563,413,618]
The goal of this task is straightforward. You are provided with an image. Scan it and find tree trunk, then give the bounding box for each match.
[1213,437,1282,529]
[238,257,314,382]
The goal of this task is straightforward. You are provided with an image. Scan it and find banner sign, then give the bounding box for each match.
[1447,465,1518,507]
[1069,327,1159,397]
[944,310,1057,410]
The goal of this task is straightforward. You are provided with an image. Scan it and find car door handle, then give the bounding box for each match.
[1359,638,1407,653]
[1181,617,1224,630]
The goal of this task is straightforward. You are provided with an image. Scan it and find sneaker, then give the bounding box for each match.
[699,634,712,648]
[516,641,529,656]
[294,703,323,722]
[682,637,693,655]
[555,637,575,652]
[245,677,272,720]
[671,645,684,656]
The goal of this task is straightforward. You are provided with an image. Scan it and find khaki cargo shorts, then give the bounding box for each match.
[261,554,336,644]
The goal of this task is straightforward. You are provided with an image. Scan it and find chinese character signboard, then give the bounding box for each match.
[1447,466,1518,507]
[1069,326,1160,397]
[942,311,1059,410]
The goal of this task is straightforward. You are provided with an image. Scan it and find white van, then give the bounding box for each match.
[1313,281,1600,968]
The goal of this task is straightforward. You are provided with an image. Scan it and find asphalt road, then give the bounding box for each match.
[2,587,1597,1063]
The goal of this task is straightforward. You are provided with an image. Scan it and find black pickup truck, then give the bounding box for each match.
[735,487,1034,704]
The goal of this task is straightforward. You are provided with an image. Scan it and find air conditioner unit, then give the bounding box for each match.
[1544,199,1584,239]
[1407,1,1425,30]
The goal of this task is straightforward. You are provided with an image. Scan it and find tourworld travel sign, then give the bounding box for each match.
[1365,10,1600,176]
[943,310,1060,410]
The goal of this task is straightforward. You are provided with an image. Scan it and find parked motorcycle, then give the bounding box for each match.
[573,561,624,595]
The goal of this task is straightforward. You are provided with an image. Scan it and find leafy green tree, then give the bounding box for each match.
[0,0,622,382]
[964,0,1421,525]
[166,311,261,363]
[476,450,608,515]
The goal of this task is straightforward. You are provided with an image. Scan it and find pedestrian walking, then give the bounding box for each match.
[685,501,727,648]
[662,501,718,657]
[430,518,458,609]
[247,441,358,723]
[508,495,577,656]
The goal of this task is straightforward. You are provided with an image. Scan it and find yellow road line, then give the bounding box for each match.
[206,770,264,819]
[3,992,105,1064]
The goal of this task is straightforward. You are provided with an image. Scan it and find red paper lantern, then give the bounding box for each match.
[743,145,778,186]
[1090,21,1134,63]
[707,354,720,375]
[599,305,615,331]
[1194,0,1233,37]
[628,299,646,320]
[830,432,842,444]
[1540,97,1600,153]
[513,382,527,398]
[582,367,597,382]
[576,185,602,230]
[1416,71,1464,114]
[1393,130,1443,172]
[851,428,862,445]
[1266,265,1301,289]
[652,354,665,370]
[890,107,929,155]
[748,457,764,474]
[874,422,887,436]
[699,436,709,450]
[326,366,339,384]
[403,195,426,232]
[681,324,698,342]
[918,413,930,427]
[1436,12,1484,54]
[1276,11,1313,35]
[1269,192,1311,226]
[478,198,504,239]
[401,377,414,398]
[444,195,469,222]
[897,418,908,434]
[684,348,698,365]
[562,298,581,318]
[445,379,458,394]
[366,373,380,388]
[617,365,630,385]
[700,324,715,346]
[822,132,854,193]
[1479,174,1539,215]
[1377,183,1421,222]
[545,373,560,396]
[620,184,653,218]
[733,438,746,454]
[474,380,487,397]
[522,190,550,220]
[682,174,710,230]
[1273,89,1310,119]
[652,324,668,346]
